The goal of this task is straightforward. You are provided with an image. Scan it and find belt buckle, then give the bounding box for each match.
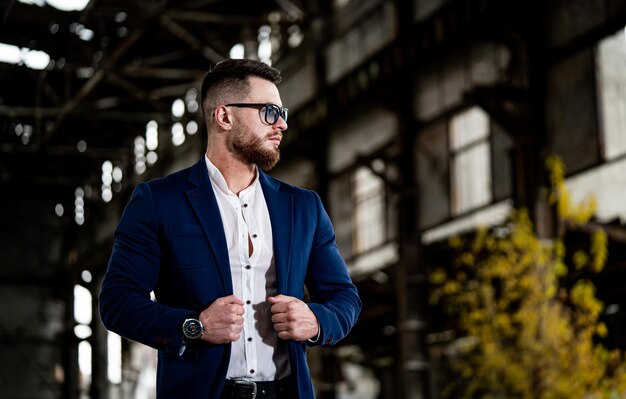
[234,380,257,399]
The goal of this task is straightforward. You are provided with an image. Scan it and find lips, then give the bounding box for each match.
[269,134,282,146]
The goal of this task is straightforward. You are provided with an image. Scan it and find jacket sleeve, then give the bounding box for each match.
[99,183,193,357]
[305,191,361,346]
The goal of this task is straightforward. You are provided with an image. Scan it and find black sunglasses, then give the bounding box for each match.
[225,103,288,125]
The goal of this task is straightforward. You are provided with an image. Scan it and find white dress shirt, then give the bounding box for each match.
[205,155,290,381]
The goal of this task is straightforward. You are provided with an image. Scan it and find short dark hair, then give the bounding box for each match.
[200,59,282,115]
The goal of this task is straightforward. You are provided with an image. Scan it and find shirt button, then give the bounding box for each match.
[247,337,252,342]
[250,369,255,374]
[252,234,257,238]
[246,300,251,305]
[245,265,251,270]
[243,203,248,208]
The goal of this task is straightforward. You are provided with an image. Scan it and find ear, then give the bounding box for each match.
[214,105,233,131]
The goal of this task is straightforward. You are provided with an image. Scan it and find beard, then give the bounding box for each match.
[231,127,281,171]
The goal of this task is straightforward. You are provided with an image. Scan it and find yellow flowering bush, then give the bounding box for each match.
[430,156,626,398]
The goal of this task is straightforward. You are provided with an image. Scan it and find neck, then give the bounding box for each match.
[206,144,256,195]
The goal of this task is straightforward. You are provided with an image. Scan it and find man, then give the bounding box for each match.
[99,58,361,399]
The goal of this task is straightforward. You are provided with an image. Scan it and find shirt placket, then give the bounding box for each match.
[236,190,258,378]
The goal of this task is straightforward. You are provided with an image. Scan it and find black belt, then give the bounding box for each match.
[222,377,295,399]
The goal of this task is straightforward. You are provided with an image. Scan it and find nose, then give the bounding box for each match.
[274,115,287,131]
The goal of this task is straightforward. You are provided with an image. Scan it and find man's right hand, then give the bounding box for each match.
[198,295,245,344]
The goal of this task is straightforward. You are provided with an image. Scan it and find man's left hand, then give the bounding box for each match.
[268,295,319,341]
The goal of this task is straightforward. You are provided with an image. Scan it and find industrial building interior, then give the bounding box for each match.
[2,0,626,398]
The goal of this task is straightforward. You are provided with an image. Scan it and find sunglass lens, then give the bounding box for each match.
[263,105,276,124]
[263,105,287,124]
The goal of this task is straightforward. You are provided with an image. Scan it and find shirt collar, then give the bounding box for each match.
[204,154,260,196]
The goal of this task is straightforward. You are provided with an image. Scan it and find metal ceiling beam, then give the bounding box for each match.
[0,143,129,158]
[40,0,172,147]
[84,109,173,124]
[0,105,61,118]
[119,66,205,80]
[158,15,224,63]
[0,103,171,123]
[179,0,222,8]
[106,72,170,113]
[274,0,305,21]
[164,9,265,25]
[132,49,193,67]
[148,81,202,99]
[41,29,145,146]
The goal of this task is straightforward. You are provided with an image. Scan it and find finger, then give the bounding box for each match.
[269,296,295,314]
[271,313,287,324]
[268,294,295,304]
[277,330,293,340]
[222,295,245,305]
[229,331,242,342]
[227,304,245,315]
[221,313,242,326]
[273,322,288,332]
[270,302,285,314]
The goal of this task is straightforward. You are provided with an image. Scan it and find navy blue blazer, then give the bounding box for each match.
[99,158,361,398]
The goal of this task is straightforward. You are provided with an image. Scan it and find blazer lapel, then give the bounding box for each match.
[260,171,293,294]
[186,158,232,294]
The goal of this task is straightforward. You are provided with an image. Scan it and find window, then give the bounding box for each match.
[352,166,386,254]
[74,284,93,393]
[597,27,626,160]
[450,107,492,215]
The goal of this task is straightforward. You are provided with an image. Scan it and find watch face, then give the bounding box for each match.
[183,319,203,339]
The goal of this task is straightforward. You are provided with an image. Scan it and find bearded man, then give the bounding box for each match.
[99,59,361,399]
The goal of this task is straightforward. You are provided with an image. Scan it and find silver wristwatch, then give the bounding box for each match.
[182,318,204,340]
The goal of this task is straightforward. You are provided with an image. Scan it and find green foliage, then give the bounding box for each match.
[430,156,626,398]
